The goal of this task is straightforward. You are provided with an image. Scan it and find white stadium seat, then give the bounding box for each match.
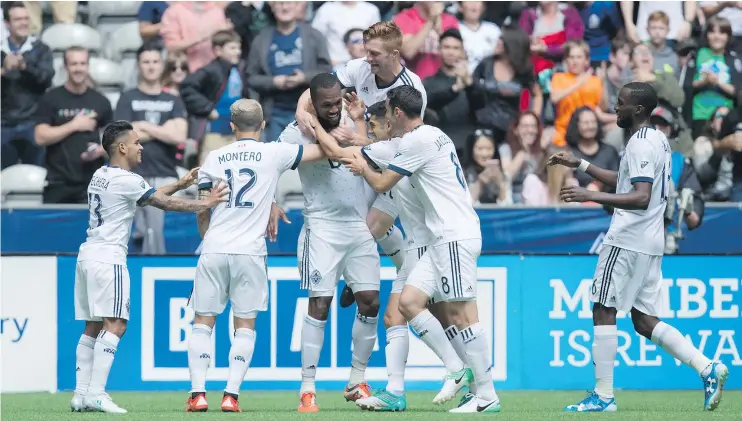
[89,57,125,87]
[41,23,101,54]
[0,164,47,206]
[106,21,142,61]
[88,1,142,47]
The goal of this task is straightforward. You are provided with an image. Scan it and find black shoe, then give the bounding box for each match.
[339,283,355,308]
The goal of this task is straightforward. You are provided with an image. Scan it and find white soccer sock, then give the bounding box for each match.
[187,324,213,394]
[409,310,464,373]
[377,226,404,270]
[385,325,409,394]
[445,325,477,394]
[349,312,379,386]
[301,315,326,394]
[651,321,712,375]
[74,334,96,395]
[225,328,256,395]
[87,330,120,396]
[460,323,498,402]
[593,325,618,400]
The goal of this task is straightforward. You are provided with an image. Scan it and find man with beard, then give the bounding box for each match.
[278,73,380,412]
[34,46,113,203]
[548,82,727,413]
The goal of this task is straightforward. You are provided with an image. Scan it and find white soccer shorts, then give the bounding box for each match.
[192,253,268,319]
[392,246,428,294]
[297,224,380,297]
[591,245,664,316]
[75,260,131,321]
[405,238,481,302]
[371,191,399,219]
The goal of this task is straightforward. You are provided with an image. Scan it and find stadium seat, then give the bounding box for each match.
[41,23,102,54]
[107,22,143,90]
[0,164,47,206]
[88,58,124,110]
[275,169,304,208]
[88,1,142,48]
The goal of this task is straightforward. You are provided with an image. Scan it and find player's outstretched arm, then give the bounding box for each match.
[144,182,229,212]
[310,117,360,161]
[157,167,201,196]
[547,150,618,188]
[341,153,402,193]
[561,181,651,210]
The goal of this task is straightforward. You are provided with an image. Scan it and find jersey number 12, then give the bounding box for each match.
[224,168,257,208]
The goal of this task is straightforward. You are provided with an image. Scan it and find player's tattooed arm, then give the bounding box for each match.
[341,154,402,193]
[144,182,229,212]
[157,167,201,196]
[195,190,211,238]
[547,151,618,188]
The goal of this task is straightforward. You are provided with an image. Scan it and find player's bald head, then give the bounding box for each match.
[230,99,264,132]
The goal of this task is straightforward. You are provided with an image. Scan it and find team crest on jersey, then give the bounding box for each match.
[309,269,322,285]
[394,151,402,158]
[641,161,649,168]
[140,180,146,189]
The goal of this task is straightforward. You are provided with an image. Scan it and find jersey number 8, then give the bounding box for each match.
[224,168,257,208]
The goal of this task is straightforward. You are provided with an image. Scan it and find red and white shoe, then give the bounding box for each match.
[344,383,372,402]
[221,394,241,412]
[298,392,319,413]
[185,393,208,412]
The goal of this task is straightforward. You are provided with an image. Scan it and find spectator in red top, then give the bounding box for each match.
[520,1,584,75]
[393,2,458,79]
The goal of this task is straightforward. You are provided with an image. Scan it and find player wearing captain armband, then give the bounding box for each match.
[72,121,228,414]
[548,82,728,413]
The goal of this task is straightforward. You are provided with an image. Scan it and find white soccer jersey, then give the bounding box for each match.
[388,125,481,245]
[279,121,371,225]
[335,58,428,113]
[198,138,303,255]
[603,126,671,256]
[362,137,435,250]
[78,166,155,265]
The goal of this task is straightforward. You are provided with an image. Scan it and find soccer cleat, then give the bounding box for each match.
[448,393,500,413]
[70,393,87,412]
[433,367,473,404]
[221,394,242,412]
[339,284,355,308]
[185,392,209,412]
[344,382,372,401]
[564,391,617,412]
[298,392,319,413]
[356,388,407,412]
[83,393,128,414]
[703,361,729,411]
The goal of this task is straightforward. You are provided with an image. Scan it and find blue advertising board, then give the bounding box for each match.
[55,254,742,392]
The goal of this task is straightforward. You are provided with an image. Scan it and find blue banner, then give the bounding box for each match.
[55,255,742,391]
[4,206,742,254]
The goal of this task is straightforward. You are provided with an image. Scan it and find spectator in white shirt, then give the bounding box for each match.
[311,1,380,67]
[458,0,501,73]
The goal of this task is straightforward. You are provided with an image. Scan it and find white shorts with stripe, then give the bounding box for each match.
[297,224,380,297]
[371,191,399,219]
[591,245,664,316]
[74,260,131,321]
[405,238,481,302]
[192,253,269,319]
[392,246,428,294]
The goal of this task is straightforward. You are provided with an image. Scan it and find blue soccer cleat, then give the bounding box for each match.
[564,391,617,412]
[702,361,729,411]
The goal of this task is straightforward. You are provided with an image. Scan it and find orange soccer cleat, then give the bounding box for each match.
[344,382,372,402]
[298,392,319,413]
[221,394,242,412]
[185,392,208,412]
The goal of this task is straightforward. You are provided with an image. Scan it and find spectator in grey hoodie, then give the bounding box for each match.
[647,10,680,77]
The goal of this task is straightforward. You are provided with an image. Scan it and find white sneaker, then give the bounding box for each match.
[433,367,472,404]
[448,393,500,413]
[70,393,87,412]
[84,393,128,414]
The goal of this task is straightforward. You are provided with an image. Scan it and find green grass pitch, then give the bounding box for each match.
[3,391,741,420]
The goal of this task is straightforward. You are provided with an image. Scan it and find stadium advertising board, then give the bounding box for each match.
[7,253,736,392]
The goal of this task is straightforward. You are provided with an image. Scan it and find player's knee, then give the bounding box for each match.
[355,291,380,317]
[592,303,617,325]
[103,318,127,337]
[383,306,405,329]
[83,321,104,338]
[308,297,332,320]
[398,292,423,320]
[367,217,390,240]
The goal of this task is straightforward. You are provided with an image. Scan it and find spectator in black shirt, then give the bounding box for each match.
[34,46,113,204]
[1,1,53,169]
[225,1,271,61]
[565,106,620,190]
[138,1,169,46]
[715,106,742,201]
[115,43,188,254]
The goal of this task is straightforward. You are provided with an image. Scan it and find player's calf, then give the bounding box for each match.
[346,290,380,398]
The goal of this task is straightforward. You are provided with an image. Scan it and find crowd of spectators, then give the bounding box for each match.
[3,1,742,216]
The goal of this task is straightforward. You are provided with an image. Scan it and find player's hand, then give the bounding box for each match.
[178,167,200,189]
[341,153,367,176]
[204,181,230,207]
[329,125,355,144]
[560,185,592,203]
[296,109,317,138]
[266,203,291,242]
[343,92,366,122]
[547,150,581,168]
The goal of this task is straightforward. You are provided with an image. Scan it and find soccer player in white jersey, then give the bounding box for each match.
[548,82,728,413]
[278,73,382,412]
[185,99,326,413]
[342,86,500,413]
[295,21,428,296]
[311,100,473,411]
[72,121,228,414]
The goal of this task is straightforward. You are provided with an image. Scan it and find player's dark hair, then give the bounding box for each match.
[387,85,423,119]
[136,41,162,62]
[309,73,340,101]
[622,82,658,117]
[102,120,133,156]
[367,101,387,120]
